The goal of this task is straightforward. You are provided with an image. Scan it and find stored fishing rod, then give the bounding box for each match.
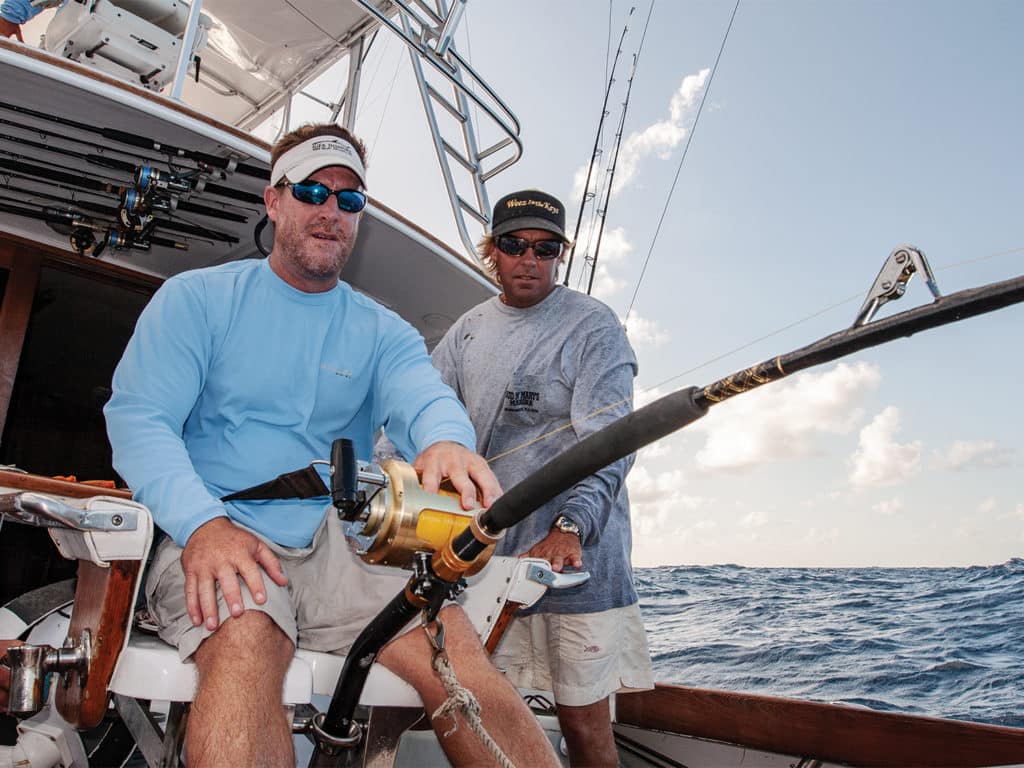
[0,199,191,255]
[0,183,239,244]
[0,112,234,180]
[564,6,633,286]
[0,100,268,180]
[311,245,1024,756]
[0,131,263,206]
[0,156,249,223]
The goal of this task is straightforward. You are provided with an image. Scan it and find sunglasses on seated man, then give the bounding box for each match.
[495,234,564,260]
[280,180,368,213]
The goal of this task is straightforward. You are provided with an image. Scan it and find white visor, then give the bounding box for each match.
[270,136,367,188]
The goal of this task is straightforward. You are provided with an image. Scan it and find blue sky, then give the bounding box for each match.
[256,1,1022,567]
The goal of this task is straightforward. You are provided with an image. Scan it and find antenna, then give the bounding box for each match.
[563,6,634,287]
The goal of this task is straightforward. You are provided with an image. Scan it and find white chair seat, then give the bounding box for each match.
[108,633,422,706]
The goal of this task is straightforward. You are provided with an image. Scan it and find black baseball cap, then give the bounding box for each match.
[490,189,569,242]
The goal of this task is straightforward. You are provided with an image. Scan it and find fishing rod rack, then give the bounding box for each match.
[0,98,265,258]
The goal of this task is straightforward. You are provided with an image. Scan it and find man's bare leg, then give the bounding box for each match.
[558,697,617,768]
[189,611,294,767]
[378,605,560,768]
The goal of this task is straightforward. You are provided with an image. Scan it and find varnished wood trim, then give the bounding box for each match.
[0,239,41,435]
[614,683,1024,767]
[483,600,521,655]
[56,559,141,729]
[0,231,163,293]
[0,469,131,498]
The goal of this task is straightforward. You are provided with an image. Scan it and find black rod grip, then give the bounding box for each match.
[479,386,708,533]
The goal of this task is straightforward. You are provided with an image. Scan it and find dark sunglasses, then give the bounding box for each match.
[495,234,564,260]
[282,180,367,213]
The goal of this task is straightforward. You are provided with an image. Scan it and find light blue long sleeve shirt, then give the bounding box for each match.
[105,258,476,548]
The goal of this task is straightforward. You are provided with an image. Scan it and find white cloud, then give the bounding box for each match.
[873,497,905,516]
[798,526,840,548]
[577,226,633,299]
[848,407,921,488]
[935,440,1011,470]
[571,68,710,201]
[623,310,669,348]
[634,384,667,409]
[977,497,997,514]
[694,361,881,471]
[627,464,705,537]
[637,440,672,460]
[738,508,770,528]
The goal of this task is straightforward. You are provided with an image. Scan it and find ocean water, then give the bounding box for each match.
[636,557,1024,728]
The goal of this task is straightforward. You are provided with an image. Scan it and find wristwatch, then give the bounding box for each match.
[552,514,582,541]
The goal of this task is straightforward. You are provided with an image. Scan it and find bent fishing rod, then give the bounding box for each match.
[308,245,1024,760]
[0,100,268,180]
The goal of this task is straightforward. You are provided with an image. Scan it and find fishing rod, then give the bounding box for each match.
[0,155,249,223]
[0,112,238,181]
[564,6,633,286]
[0,100,269,180]
[0,200,189,255]
[587,45,641,296]
[0,131,263,206]
[309,245,1024,759]
[0,183,239,244]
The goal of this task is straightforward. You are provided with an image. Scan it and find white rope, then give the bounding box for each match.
[429,640,516,768]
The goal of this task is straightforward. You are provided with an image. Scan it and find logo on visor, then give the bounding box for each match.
[312,140,355,157]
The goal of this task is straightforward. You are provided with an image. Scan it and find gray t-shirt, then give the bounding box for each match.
[432,285,639,614]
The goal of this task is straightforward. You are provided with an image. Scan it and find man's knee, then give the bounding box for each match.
[194,610,294,678]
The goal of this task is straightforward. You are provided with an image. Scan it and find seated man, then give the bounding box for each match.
[104,123,559,767]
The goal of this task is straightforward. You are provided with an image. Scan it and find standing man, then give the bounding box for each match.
[104,126,558,768]
[433,190,653,767]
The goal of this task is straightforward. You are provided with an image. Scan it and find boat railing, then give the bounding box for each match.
[350,0,523,258]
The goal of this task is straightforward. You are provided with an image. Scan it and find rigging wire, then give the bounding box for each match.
[623,0,740,327]
[369,46,405,162]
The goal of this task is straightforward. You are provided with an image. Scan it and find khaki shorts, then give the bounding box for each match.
[491,603,654,707]
[146,512,411,661]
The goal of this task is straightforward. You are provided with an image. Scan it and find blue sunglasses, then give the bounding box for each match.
[282,180,367,213]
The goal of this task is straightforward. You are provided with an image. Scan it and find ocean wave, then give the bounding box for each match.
[638,563,1024,727]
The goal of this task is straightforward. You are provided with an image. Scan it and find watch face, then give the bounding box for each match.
[555,516,581,536]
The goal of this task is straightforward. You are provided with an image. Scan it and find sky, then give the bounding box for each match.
[252,0,1024,568]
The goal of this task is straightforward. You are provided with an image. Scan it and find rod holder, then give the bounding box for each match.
[5,630,91,717]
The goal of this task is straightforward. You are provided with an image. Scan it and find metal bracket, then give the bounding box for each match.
[853,245,941,326]
[9,492,138,531]
[525,562,591,590]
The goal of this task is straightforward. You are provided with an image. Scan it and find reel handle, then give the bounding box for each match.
[331,438,364,519]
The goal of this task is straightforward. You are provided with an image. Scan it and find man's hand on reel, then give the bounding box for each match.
[413,440,502,510]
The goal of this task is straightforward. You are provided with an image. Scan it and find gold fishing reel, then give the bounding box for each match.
[341,457,495,575]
